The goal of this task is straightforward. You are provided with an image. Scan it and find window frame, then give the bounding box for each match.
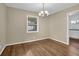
[26,15,39,33]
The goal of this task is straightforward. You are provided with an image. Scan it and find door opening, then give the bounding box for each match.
[67,10,79,45]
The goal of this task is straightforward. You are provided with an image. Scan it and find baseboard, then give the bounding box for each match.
[6,38,48,46]
[0,45,6,55]
[0,37,69,55]
[6,37,69,46]
[49,37,69,45]
[0,38,48,55]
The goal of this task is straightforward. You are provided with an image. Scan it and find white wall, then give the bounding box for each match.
[47,4,79,44]
[47,12,68,44]
[7,7,48,44]
[0,4,7,54]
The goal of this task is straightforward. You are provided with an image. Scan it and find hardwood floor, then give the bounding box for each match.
[1,39,79,56]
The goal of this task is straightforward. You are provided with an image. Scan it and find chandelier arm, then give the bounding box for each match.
[39,3,49,17]
[43,3,44,12]
[43,3,45,16]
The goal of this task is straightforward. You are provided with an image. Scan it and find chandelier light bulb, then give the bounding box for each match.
[41,11,44,14]
[45,11,48,13]
[45,11,49,16]
[38,13,41,16]
[38,11,49,17]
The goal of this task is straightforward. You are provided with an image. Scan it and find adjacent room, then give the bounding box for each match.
[0,3,79,56]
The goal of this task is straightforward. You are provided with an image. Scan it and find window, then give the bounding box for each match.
[27,16,39,33]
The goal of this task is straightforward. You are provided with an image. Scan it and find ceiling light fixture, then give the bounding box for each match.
[38,3,49,17]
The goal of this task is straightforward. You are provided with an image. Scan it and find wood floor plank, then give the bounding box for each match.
[1,39,79,56]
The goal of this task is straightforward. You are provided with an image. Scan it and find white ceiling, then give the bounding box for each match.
[5,3,77,15]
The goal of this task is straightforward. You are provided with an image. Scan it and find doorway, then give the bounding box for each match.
[68,10,79,45]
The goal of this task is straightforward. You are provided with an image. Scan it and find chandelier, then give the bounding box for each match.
[38,3,49,17]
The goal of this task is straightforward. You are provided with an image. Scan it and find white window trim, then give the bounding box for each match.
[26,15,39,33]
